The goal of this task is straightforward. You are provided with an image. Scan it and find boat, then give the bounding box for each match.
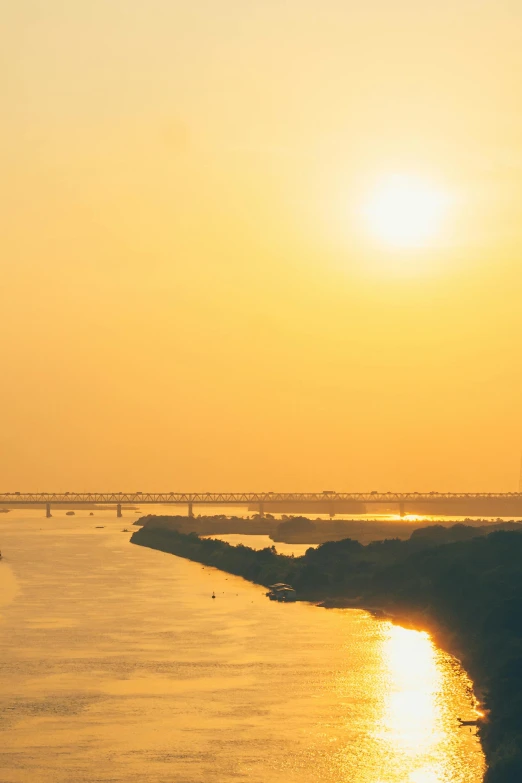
[66,511,75,516]
[458,717,480,726]
[266,583,297,602]
[121,528,130,532]
[212,592,216,599]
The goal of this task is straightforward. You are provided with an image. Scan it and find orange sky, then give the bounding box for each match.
[2,1,522,492]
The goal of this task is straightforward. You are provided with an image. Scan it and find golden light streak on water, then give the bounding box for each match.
[380,627,443,755]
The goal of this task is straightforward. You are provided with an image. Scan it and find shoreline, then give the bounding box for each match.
[316,596,487,706]
[133,530,488,724]
[131,523,522,780]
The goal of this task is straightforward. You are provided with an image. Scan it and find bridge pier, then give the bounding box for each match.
[399,502,405,517]
[258,501,265,518]
[45,502,52,518]
[188,502,194,518]
[329,501,335,518]
[117,503,122,518]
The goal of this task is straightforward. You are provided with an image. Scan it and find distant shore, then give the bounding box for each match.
[132,512,522,546]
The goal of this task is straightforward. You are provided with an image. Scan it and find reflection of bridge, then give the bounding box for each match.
[2,492,522,519]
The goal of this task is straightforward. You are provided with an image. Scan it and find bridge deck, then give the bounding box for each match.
[1,492,521,505]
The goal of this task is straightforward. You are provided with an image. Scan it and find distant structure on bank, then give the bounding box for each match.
[2,491,522,518]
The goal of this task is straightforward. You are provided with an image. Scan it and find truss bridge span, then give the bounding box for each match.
[2,491,522,519]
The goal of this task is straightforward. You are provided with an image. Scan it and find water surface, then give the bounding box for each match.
[202,532,314,556]
[0,511,485,782]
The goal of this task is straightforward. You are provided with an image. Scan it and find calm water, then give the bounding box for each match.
[202,533,315,556]
[0,511,485,783]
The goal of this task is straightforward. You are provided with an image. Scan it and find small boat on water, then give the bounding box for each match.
[121,528,130,532]
[266,583,297,602]
[212,592,216,599]
[458,717,480,727]
[66,511,75,516]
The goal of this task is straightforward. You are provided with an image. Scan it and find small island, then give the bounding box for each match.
[132,518,522,782]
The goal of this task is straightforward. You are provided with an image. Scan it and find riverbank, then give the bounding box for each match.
[318,597,486,708]
[131,521,522,782]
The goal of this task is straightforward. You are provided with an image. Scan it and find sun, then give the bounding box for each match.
[362,174,450,249]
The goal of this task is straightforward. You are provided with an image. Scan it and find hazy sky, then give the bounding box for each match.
[3,1,522,491]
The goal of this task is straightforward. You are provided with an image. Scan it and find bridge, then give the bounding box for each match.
[2,492,522,518]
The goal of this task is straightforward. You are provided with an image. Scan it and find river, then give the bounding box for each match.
[0,511,485,783]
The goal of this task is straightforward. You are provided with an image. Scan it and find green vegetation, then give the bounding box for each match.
[134,513,279,536]
[131,524,297,586]
[131,521,522,782]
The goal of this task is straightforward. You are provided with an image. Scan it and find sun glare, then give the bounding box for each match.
[362,175,450,249]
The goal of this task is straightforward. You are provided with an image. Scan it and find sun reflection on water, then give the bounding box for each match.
[368,622,485,783]
[379,625,443,754]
